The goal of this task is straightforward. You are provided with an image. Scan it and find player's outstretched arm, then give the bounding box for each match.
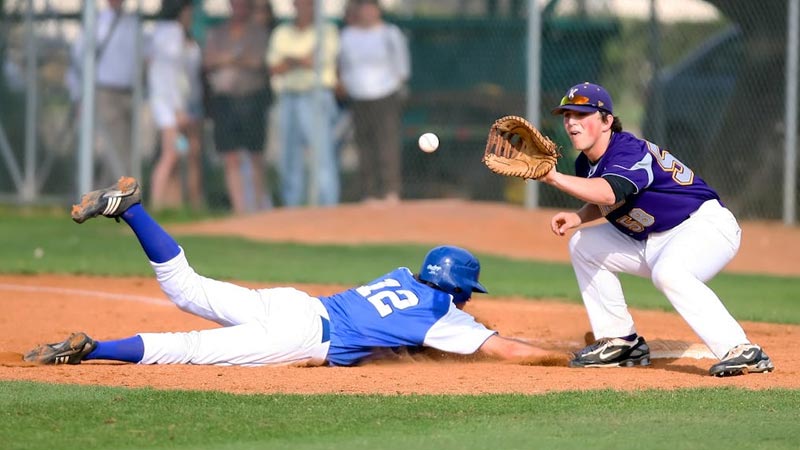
[541,171,616,205]
[478,335,570,366]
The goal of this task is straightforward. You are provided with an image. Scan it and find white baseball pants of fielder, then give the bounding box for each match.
[569,199,748,359]
[137,249,331,366]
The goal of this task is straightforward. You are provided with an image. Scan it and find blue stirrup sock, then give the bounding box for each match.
[620,333,638,342]
[85,335,144,363]
[121,204,181,263]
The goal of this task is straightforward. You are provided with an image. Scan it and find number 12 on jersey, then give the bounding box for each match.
[357,279,420,317]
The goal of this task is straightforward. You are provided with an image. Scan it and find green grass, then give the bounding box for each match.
[2,214,799,450]
[2,212,799,324]
[2,381,799,450]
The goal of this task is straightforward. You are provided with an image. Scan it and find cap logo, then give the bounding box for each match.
[568,87,579,99]
[426,264,442,275]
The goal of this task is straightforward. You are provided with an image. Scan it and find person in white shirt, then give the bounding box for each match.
[338,0,410,204]
[147,0,204,211]
[67,0,142,187]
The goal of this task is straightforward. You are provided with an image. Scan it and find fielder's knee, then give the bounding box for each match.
[650,264,691,292]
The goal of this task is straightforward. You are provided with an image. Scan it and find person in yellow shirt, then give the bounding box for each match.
[267,0,340,206]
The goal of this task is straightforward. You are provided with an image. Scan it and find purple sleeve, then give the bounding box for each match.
[599,134,653,194]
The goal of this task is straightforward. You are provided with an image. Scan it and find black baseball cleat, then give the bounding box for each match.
[708,344,774,377]
[569,336,651,368]
[23,332,97,365]
[71,176,141,224]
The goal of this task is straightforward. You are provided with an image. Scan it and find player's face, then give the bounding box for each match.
[562,110,608,152]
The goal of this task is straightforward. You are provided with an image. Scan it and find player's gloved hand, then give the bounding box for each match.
[482,115,561,180]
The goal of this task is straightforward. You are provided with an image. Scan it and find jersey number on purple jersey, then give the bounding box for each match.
[646,141,694,185]
[616,208,656,232]
[613,142,696,233]
[356,279,420,317]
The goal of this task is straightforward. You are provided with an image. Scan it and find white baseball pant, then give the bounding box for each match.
[137,249,331,366]
[569,199,748,358]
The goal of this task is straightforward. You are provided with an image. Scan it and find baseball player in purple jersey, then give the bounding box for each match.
[24,177,564,367]
[541,82,774,377]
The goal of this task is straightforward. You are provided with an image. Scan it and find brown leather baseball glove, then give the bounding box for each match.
[482,115,560,180]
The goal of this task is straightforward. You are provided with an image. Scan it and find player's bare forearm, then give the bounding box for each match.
[478,335,570,366]
[552,204,601,236]
[542,171,616,205]
[551,211,578,235]
[577,203,603,223]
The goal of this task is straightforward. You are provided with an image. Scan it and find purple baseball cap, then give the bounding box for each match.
[551,82,614,115]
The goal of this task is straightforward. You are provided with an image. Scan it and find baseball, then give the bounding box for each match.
[418,132,439,153]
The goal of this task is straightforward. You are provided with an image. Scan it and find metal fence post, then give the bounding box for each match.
[309,0,325,207]
[785,0,799,225]
[130,0,144,182]
[23,0,38,202]
[524,0,542,209]
[77,0,97,196]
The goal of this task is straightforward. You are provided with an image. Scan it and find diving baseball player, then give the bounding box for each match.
[24,178,564,367]
[542,82,774,377]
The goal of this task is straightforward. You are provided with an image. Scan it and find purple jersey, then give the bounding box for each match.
[575,131,720,240]
[319,268,495,366]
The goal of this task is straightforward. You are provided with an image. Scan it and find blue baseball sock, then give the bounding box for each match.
[620,333,638,342]
[121,204,180,263]
[85,335,144,363]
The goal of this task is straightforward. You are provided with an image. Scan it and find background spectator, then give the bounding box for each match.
[249,0,277,209]
[268,0,340,207]
[203,0,271,215]
[252,0,277,31]
[338,0,410,205]
[67,0,141,187]
[331,0,359,185]
[147,0,204,211]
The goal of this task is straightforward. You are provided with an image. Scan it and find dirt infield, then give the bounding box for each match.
[1,200,799,394]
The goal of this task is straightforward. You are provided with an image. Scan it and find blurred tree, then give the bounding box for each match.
[703,0,789,217]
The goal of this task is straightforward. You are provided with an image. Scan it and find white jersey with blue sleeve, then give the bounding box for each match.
[318,268,496,366]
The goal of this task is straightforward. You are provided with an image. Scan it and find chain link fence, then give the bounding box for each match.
[0,0,797,221]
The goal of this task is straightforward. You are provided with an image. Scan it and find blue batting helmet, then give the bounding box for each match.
[418,245,488,303]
